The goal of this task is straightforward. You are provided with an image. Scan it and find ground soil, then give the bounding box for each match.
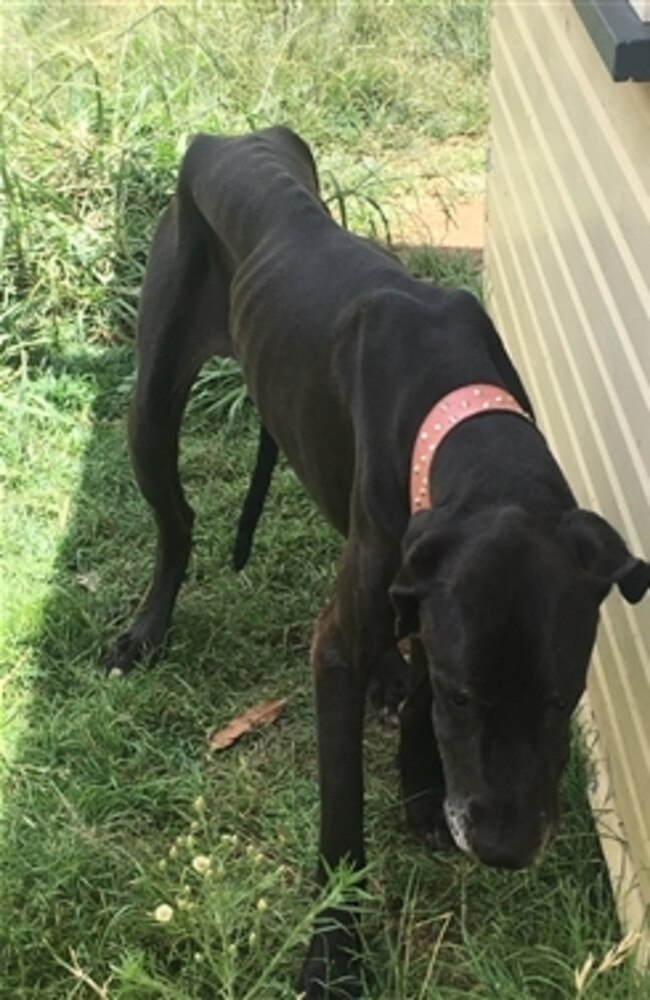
[390,192,485,250]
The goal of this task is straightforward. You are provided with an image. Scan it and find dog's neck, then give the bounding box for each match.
[410,384,533,512]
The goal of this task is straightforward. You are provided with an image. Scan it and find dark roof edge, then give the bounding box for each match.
[572,0,650,81]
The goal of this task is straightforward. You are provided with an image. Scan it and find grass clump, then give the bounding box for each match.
[1,0,489,365]
[1,1,648,998]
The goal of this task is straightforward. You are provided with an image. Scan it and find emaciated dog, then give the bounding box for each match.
[106,127,649,998]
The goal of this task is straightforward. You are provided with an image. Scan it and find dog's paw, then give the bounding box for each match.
[298,911,363,1000]
[101,629,164,676]
[404,790,455,851]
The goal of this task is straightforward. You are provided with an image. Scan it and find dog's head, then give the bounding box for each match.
[391,504,649,869]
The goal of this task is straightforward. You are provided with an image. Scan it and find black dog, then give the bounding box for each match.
[106,126,649,998]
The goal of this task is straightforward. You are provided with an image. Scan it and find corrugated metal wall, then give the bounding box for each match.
[485,0,650,949]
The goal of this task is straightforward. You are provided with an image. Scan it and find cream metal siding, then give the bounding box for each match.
[485,0,650,954]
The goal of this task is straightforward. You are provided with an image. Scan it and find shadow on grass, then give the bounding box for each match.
[1,339,337,997]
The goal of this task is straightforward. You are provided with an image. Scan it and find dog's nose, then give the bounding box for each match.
[470,838,533,870]
[466,800,546,870]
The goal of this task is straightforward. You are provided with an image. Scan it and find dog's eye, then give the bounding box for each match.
[449,690,470,709]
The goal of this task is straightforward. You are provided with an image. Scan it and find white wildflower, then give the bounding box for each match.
[153,903,174,924]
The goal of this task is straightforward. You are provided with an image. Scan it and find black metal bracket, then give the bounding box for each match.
[573,0,650,81]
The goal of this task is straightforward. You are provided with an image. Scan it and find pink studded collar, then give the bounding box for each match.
[409,384,532,512]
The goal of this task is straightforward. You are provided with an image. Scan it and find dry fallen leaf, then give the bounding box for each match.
[208,698,287,751]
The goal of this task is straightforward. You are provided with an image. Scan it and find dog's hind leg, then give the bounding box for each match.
[105,194,229,674]
[232,424,279,571]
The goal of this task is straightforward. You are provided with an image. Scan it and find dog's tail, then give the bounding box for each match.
[232,424,279,571]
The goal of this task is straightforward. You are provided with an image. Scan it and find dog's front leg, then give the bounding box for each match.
[299,598,366,1000]
[299,535,399,999]
[398,639,453,850]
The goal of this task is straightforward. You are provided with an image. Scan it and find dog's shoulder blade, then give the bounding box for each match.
[346,286,441,380]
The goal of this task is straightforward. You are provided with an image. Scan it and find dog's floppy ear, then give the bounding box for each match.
[390,511,453,638]
[558,509,650,605]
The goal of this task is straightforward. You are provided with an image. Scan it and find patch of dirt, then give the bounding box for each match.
[389,193,485,250]
[372,137,486,251]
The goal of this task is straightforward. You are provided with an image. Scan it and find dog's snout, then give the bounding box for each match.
[468,833,534,870]
[446,798,550,870]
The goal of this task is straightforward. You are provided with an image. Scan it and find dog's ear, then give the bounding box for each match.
[558,509,650,605]
[390,511,454,638]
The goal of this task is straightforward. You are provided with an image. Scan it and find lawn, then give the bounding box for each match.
[0,2,646,997]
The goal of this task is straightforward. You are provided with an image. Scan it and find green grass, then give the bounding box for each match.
[1,1,647,997]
